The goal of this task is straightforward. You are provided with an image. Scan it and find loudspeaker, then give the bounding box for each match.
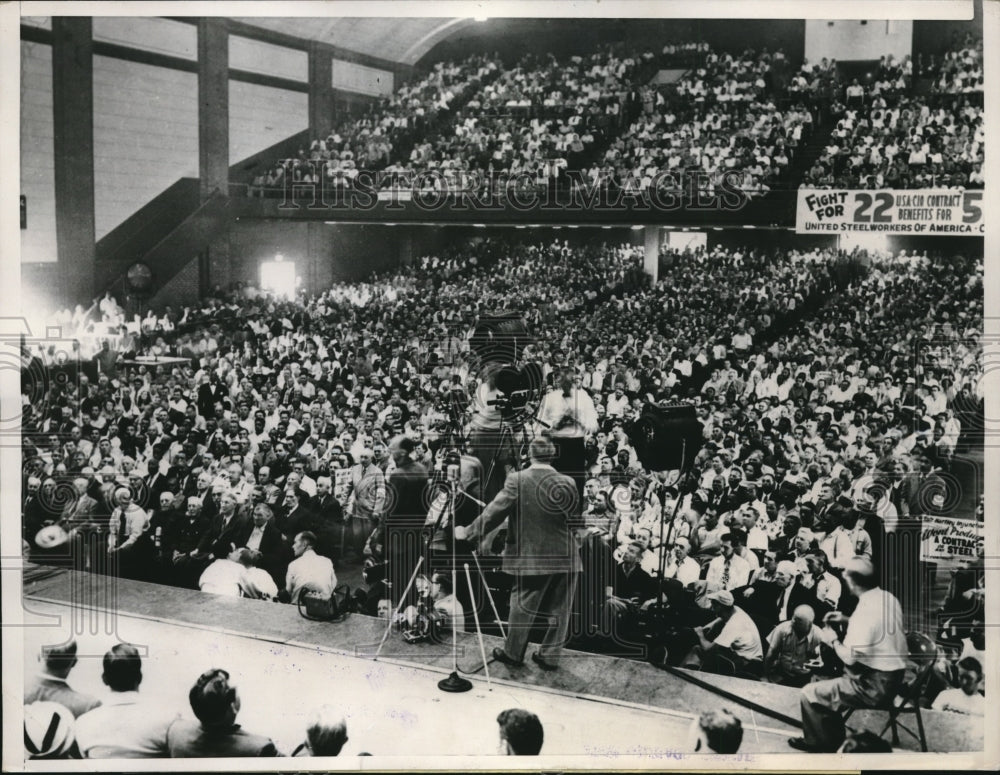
[469,313,530,364]
[626,403,703,471]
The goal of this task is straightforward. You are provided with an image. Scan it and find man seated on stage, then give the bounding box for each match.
[687,708,743,754]
[283,531,337,604]
[686,590,764,678]
[496,708,544,756]
[931,656,985,717]
[735,559,813,634]
[799,550,841,619]
[606,539,657,630]
[429,572,466,633]
[789,556,908,752]
[764,604,823,687]
[703,531,751,595]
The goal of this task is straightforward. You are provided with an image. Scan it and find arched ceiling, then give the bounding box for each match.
[230,17,476,65]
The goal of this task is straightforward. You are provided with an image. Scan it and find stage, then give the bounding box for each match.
[19,567,984,760]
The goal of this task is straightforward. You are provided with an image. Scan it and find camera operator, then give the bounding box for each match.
[469,363,510,502]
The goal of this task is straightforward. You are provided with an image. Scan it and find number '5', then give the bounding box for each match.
[962,192,983,224]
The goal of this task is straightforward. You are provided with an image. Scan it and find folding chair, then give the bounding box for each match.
[842,632,936,752]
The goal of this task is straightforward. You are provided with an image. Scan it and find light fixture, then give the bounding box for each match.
[474,15,488,22]
[275,254,284,262]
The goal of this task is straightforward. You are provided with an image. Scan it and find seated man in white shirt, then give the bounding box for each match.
[74,644,180,758]
[662,536,702,587]
[687,589,764,677]
[704,531,751,594]
[765,604,823,687]
[790,557,908,753]
[198,550,248,597]
[284,531,337,604]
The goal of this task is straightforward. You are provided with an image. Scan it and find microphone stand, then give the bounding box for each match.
[439,472,472,693]
[655,439,688,611]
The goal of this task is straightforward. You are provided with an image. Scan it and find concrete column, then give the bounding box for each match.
[308,222,333,293]
[197,19,229,201]
[643,226,660,284]
[398,229,414,268]
[52,17,96,305]
[308,42,335,139]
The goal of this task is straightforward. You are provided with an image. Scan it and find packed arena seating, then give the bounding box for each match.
[248,39,986,200]
[253,42,821,196]
[250,54,504,193]
[378,47,652,187]
[802,93,985,189]
[924,36,984,93]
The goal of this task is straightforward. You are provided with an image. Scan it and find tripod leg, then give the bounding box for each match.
[464,563,492,688]
[373,556,425,661]
[472,550,507,640]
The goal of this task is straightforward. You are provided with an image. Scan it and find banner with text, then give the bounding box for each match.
[920,516,983,565]
[796,188,984,235]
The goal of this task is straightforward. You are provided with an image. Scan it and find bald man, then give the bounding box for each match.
[765,605,823,687]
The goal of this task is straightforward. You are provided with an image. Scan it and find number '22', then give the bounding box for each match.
[853,193,893,223]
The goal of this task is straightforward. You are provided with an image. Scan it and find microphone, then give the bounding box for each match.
[446,464,460,482]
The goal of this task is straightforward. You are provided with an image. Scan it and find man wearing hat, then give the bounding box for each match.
[687,589,764,677]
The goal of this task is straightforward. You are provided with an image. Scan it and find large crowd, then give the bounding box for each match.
[249,38,987,199]
[22,233,984,696]
[803,93,985,190]
[18,16,991,759]
[252,42,829,197]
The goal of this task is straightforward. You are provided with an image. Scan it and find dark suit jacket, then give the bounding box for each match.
[465,464,582,576]
[613,562,655,603]
[736,579,816,633]
[198,511,251,558]
[310,493,344,559]
[381,461,430,560]
[166,720,277,758]
[275,505,321,545]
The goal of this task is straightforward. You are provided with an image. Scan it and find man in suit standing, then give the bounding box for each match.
[377,436,429,602]
[456,437,581,670]
[311,475,344,560]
